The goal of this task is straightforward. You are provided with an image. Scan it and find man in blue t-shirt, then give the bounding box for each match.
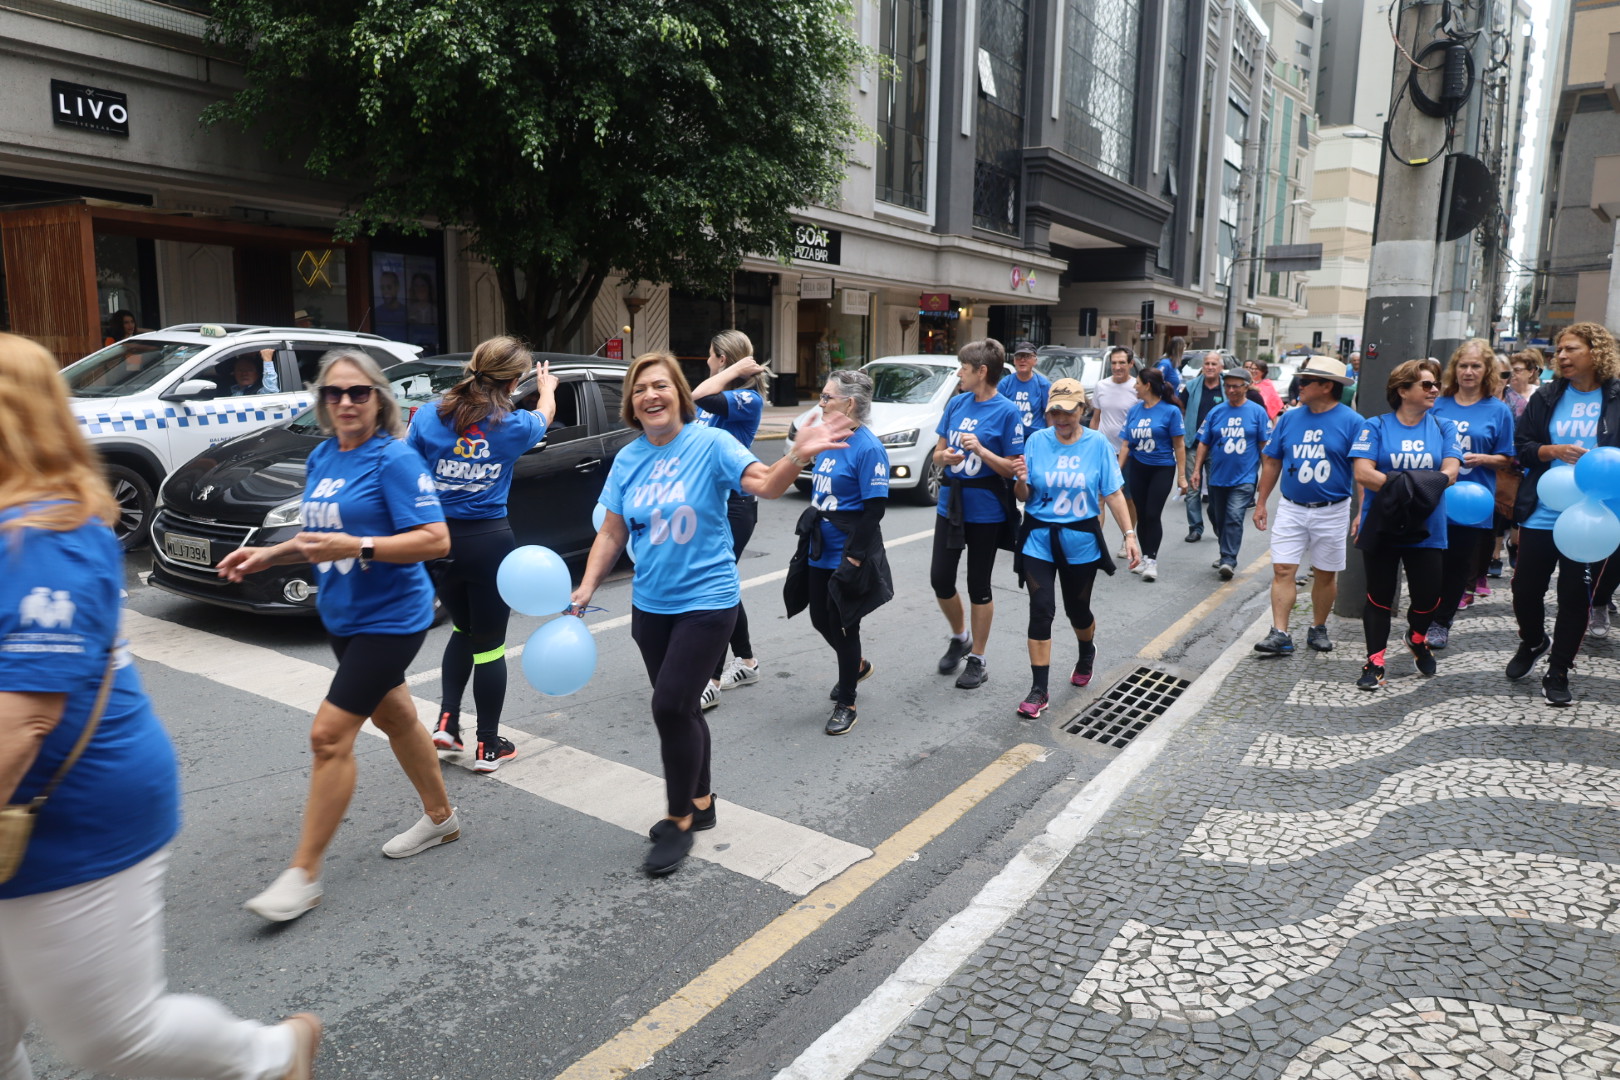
[997,342,1051,433]
[1251,356,1363,655]
[1191,369,1271,579]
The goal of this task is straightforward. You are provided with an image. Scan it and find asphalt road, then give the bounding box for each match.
[29,462,1286,1080]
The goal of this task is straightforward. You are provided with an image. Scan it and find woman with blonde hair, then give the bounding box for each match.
[221,349,454,922]
[409,336,557,771]
[0,334,320,1079]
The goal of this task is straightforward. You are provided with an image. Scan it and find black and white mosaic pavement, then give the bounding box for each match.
[849,591,1620,1079]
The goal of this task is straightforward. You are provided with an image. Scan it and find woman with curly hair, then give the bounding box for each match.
[1506,322,1620,704]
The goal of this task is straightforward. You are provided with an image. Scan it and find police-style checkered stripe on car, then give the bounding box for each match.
[76,400,310,436]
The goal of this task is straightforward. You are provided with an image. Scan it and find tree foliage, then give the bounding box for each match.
[206,1,868,349]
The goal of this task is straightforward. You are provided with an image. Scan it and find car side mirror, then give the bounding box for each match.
[162,379,219,401]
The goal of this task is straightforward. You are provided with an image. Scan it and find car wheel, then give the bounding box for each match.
[911,458,943,505]
[106,465,155,551]
[794,478,814,496]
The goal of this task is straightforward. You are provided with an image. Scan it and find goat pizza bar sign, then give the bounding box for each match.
[51,80,129,137]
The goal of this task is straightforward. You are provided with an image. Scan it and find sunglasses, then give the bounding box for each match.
[1409,380,1439,392]
[319,384,375,405]
[1296,377,1324,389]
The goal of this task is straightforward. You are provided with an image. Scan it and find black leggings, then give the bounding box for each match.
[1512,526,1620,671]
[327,630,428,717]
[930,516,1001,606]
[1436,524,1494,629]
[712,494,758,679]
[1023,556,1099,640]
[435,519,514,743]
[1126,462,1177,558]
[1360,545,1444,659]
[631,605,737,818]
[808,566,864,706]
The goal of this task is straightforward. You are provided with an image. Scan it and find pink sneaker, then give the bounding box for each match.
[1459,593,1473,610]
[1475,576,1491,597]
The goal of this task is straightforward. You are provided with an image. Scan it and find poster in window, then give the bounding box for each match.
[405,256,440,352]
[372,252,408,341]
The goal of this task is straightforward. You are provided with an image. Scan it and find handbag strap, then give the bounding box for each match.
[28,648,118,808]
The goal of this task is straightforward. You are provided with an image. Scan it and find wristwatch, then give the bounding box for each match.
[359,536,375,570]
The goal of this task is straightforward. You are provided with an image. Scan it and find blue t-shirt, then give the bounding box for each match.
[406,405,547,520]
[599,423,759,613]
[1526,387,1605,528]
[302,434,446,635]
[1430,395,1516,497]
[810,424,891,569]
[997,371,1051,433]
[1020,427,1123,564]
[1194,400,1272,488]
[695,388,765,448]
[0,515,179,899]
[1264,403,1363,504]
[1122,400,1185,467]
[1155,357,1185,402]
[934,392,1026,523]
[1349,412,1464,549]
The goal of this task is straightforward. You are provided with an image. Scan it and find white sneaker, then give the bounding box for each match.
[245,867,322,922]
[1141,558,1158,582]
[718,657,760,690]
[1130,558,1145,574]
[1592,606,1612,639]
[700,682,720,710]
[383,808,461,859]
[1116,544,1128,559]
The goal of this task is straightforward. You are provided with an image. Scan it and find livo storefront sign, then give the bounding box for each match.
[51,80,129,137]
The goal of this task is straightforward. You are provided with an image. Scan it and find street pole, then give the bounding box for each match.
[1334,0,1451,620]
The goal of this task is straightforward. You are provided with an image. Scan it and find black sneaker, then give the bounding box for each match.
[1505,636,1550,681]
[1356,662,1386,691]
[1488,558,1504,578]
[1305,625,1333,652]
[472,736,516,773]
[825,704,858,736]
[955,656,988,689]
[1184,531,1202,543]
[1406,631,1436,676]
[937,636,971,674]
[647,797,716,839]
[1254,628,1295,655]
[830,658,875,701]
[644,820,693,875]
[432,711,462,752]
[1072,642,1098,687]
[1543,668,1573,706]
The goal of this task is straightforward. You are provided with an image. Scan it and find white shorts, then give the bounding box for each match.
[1270,498,1351,572]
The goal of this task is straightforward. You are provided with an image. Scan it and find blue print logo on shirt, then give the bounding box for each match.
[304,477,346,530]
[1129,419,1156,453]
[631,456,697,546]
[19,587,75,629]
[1291,428,1334,484]
[453,424,491,460]
[1556,401,1602,440]
[1388,440,1434,469]
[1040,454,1093,517]
[1216,416,1250,454]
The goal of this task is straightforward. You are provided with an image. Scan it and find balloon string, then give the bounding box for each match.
[564,604,606,616]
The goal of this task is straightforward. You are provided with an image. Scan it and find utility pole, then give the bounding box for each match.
[1334,0,1452,620]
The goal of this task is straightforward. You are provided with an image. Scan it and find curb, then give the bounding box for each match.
[773,603,1277,1080]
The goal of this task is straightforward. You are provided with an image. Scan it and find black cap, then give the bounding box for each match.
[1013,340,1038,356]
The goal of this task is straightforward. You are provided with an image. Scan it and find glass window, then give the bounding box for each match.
[974,0,1028,234]
[290,248,348,332]
[1155,0,1189,273]
[668,271,773,385]
[866,362,951,404]
[594,378,626,429]
[877,0,931,211]
[1225,101,1248,142]
[371,251,443,353]
[1062,0,1141,182]
[59,339,210,398]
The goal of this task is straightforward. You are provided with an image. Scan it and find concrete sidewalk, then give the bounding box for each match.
[784,585,1620,1079]
[754,403,806,442]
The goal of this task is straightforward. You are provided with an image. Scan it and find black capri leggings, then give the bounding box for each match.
[1435,523,1494,630]
[632,605,737,818]
[1360,544,1443,659]
[1513,526,1620,672]
[1023,556,1100,640]
[712,493,758,680]
[435,518,515,743]
[1126,461,1177,559]
[327,630,429,717]
[807,566,865,707]
[930,516,1002,606]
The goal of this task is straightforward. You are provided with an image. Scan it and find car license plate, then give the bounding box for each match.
[163,533,211,566]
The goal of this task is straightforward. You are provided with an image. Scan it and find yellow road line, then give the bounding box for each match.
[554,742,1049,1080]
[1139,551,1272,661]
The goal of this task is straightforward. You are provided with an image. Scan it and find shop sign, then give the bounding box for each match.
[1167,299,1180,314]
[800,277,834,300]
[1195,305,1206,320]
[919,292,951,312]
[1009,266,1038,293]
[1243,312,1261,329]
[51,80,128,137]
[605,338,624,361]
[793,223,841,265]
[841,289,871,316]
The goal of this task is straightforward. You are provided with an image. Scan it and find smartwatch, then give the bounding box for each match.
[359,536,375,569]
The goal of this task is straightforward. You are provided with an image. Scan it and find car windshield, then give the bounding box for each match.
[866,363,952,404]
[60,340,211,398]
[289,361,465,432]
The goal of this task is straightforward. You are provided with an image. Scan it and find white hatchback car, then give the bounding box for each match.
[62,324,419,548]
[789,354,964,504]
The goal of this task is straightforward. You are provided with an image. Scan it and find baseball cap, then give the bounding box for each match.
[1013,340,1038,356]
[1046,378,1087,413]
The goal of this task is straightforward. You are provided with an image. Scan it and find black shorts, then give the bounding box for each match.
[326,630,428,716]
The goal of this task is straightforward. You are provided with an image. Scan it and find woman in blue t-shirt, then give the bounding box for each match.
[569,352,852,876]
[221,349,454,923]
[689,329,769,708]
[1428,339,1516,647]
[407,337,556,773]
[0,334,321,1079]
[1118,366,1188,582]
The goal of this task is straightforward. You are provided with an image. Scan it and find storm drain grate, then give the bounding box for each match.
[1063,666,1191,748]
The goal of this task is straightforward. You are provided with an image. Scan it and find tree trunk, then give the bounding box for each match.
[492,262,609,353]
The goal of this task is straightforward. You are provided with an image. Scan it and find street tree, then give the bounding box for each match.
[206,1,868,349]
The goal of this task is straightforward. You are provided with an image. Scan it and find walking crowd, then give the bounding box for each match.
[1,319,1615,1080]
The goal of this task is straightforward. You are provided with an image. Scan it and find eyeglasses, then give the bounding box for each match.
[819,392,845,404]
[319,384,375,405]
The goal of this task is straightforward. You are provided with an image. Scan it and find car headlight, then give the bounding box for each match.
[879,428,920,448]
[263,498,304,528]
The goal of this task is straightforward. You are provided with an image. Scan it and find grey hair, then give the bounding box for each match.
[310,349,404,439]
[827,369,874,423]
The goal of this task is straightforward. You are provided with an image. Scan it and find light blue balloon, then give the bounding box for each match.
[496,545,572,616]
[1553,499,1620,564]
[592,502,607,532]
[522,616,597,696]
[1538,466,1584,513]
[1575,445,1620,501]
[1444,482,1494,528]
